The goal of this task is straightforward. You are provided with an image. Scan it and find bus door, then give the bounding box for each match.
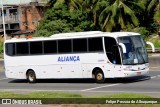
[104,37,122,77]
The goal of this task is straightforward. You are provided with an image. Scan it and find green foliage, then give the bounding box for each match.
[126,27,149,39]
[34,3,94,37]
[0,41,3,54]
[153,39,160,48]
[135,0,159,34]
[99,0,139,32]
[35,0,160,38]
[148,38,160,48]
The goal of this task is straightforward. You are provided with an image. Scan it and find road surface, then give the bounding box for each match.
[0,56,160,106]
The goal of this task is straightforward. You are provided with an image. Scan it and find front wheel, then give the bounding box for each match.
[27,70,36,83]
[95,70,105,83]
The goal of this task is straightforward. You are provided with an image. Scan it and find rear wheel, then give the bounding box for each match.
[27,70,36,83]
[95,70,105,83]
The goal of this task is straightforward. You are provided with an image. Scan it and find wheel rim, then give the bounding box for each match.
[29,73,34,82]
[97,73,103,80]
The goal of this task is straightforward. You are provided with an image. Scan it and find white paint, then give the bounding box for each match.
[81,84,119,91]
[85,91,160,94]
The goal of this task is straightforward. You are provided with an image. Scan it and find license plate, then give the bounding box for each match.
[137,72,141,75]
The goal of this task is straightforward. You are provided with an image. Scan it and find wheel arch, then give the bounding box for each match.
[92,67,103,78]
[26,69,34,78]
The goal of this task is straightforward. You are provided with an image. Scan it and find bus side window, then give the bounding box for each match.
[16,42,29,55]
[44,40,57,54]
[104,37,121,64]
[73,39,87,53]
[88,37,103,52]
[30,41,43,55]
[58,40,72,53]
[6,43,15,56]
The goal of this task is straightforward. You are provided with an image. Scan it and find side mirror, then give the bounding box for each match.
[146,41,155,52]
[119,43,126,53]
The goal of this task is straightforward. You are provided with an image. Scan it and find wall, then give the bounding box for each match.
[19,5,45,31]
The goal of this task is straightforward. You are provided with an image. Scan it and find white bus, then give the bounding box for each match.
[4,31,151,83]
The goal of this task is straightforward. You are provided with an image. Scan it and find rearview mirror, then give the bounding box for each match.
[119,43,126,53]
[146,41,155,52]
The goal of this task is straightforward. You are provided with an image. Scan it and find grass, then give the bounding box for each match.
[146,34,160,48]
[0,91,82,98]
[0,92,159,107]
[93,93,152,98]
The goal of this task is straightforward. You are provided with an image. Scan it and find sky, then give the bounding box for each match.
[2,0,31,4]
[2,0,47,5]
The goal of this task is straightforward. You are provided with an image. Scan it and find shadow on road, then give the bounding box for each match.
[8,76,151,84]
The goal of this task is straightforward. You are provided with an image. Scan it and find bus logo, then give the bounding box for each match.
[58,56,80,62]
[2,99,12,104]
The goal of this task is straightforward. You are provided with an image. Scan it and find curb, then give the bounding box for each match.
[148,54,160,57]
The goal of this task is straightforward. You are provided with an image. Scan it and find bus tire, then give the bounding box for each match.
[27,70,36,83]
[95,70,105,83]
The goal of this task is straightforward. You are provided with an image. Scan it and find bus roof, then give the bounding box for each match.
[5,31,140,43]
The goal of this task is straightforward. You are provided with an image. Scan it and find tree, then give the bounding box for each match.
[47,0,81,10]
[46,0,58,8]
[38,0,160,36]
[136,0,159,33]
[99,0,139,32]
[79,0,108,30]
[34,3,94,37]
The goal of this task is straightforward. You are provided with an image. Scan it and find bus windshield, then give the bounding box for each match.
[118,36,148,65]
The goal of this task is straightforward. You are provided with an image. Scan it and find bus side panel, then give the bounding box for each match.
[4,54,83,79]
[5,53,125,79]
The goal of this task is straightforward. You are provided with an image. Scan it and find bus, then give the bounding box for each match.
[4,31,153,83]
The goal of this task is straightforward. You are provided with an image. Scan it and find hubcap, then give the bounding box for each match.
[97,73,103,80]
[29,73,34,82]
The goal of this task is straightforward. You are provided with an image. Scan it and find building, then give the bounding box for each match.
[0,0,47,40]
[0,5,19,35]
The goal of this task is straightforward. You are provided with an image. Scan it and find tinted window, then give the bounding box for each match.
[44,41,57,54]
[16,42,29,55]
[105,37,117,52]
[5,43,15,56]
[58,40,72,53]
[30,41,43,54]
[73,39,87,52]
[105,37,121,64]
[88,38,103,52]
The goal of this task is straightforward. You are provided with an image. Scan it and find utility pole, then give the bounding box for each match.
[1,0,6,41]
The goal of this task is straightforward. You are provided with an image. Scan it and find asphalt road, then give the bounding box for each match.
[0,56,160,107]
[0,56,159,98]
[0,71,159,97]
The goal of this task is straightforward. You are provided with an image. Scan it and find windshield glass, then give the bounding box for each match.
[118,36,148,65]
